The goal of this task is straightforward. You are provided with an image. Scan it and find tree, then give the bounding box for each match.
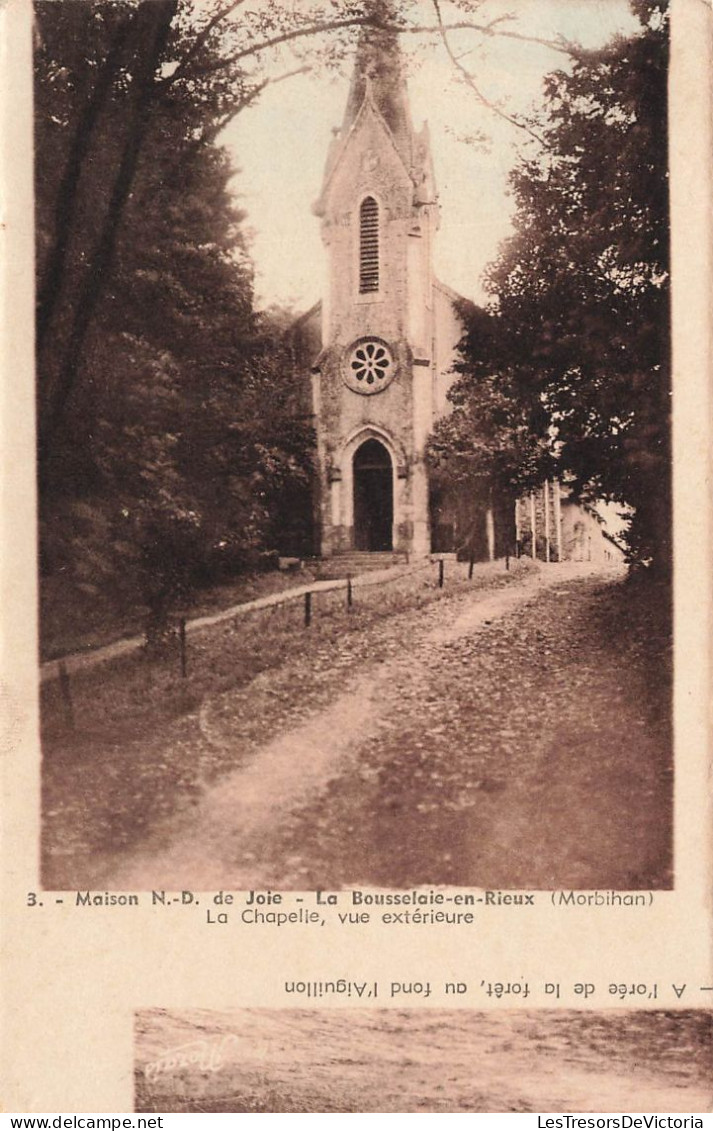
[427,303,554,492]
[430,0,670,571]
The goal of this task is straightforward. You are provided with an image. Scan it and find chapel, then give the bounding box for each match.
[289,6,621,568]
[290,5,491,563]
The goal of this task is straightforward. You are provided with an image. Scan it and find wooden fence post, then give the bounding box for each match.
[179,617,187,678]
[468,549,475,580]
[347,574,353,609]
[58,661,75,730]
[438,559,445,588]
[304,591,312,627]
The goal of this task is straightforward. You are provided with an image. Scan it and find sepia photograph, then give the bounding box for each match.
[37,0,674,892]
[134,1007,713,1113]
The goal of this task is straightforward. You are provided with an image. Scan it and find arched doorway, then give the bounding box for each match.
[353,438,393,550]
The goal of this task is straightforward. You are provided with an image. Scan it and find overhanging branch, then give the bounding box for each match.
[161,10,574,85]
[432,0,549,148]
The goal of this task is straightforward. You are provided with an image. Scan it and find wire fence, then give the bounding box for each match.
[41,555,523,743]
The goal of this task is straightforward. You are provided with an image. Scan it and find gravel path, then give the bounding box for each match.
[95,561,671,892]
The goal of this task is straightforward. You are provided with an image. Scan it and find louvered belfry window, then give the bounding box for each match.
[359,196,379,293]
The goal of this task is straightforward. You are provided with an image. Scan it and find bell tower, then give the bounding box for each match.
[310,2,450,559]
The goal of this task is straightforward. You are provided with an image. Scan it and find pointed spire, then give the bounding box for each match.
[341,0,414,162]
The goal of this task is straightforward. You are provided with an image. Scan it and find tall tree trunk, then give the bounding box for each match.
[38,0,179,469]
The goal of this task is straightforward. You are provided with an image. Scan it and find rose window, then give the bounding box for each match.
[344,338,395,395]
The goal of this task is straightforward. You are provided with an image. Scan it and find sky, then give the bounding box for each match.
[221,0,639,312]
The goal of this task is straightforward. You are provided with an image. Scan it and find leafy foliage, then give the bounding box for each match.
[35,0,316,644]
[429,0,670,570]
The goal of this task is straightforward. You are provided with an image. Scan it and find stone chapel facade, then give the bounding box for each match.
[293,16,468,560]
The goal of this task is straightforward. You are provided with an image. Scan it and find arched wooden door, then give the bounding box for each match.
[353,438,393,551]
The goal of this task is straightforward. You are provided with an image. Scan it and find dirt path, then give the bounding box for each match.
[101,560,670,893]
[108,675,382,890]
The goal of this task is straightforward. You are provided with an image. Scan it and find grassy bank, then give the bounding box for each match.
[40,563,325,661]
